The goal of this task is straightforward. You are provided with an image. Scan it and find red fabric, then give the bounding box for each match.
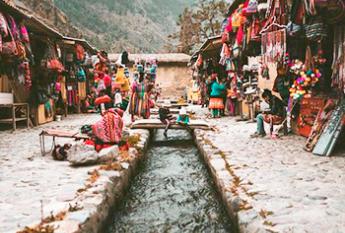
[225,16,233,33]
[221,32,229,44]
[236,26,244,44]
[84,139,113,152]
[242,0,250,15]
[92,109,123,144]
[103,74,112,87]
[47,59,64,73]
[95,95,112,105]
[76,44,85,61]
[119,142,129,151]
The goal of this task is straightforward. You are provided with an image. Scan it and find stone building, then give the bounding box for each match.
[109,53,192,98]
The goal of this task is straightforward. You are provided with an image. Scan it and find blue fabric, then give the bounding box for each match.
[256,113,265,135]
[177,115,190,124]
[210,82,226,97]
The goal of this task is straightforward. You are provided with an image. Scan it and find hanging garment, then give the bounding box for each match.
[78,82,87,100]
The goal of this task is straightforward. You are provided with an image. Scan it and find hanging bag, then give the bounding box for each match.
[5,15,19,41]
[76,67,86,82]
[20,24,30,43]
[304,16,328,41]
[16,41,26,59]
[2,21,18,58]
[0,12,8,37]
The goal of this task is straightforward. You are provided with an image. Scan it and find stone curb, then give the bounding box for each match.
[194,130,277,233]
[193,130,240,232]
[20,129,151,233]
[194,129,268,233]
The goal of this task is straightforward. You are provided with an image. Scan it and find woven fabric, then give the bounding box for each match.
[92,109,123,144]
[209,97,225,109]
[129,81,150,118]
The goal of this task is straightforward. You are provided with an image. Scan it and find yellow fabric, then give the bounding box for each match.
[78,82,87,100]
[115,68,126,85]
[115,68,130,92]
[122,78,130,92]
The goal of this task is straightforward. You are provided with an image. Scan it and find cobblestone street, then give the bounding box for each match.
[194,107,345,232]
[0,114,102,233]
[1,108,345,232]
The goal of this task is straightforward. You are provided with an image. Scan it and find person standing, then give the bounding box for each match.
[129,73,151,122]
[199,79,207,108]
[209,75,226,118]
[226,73,238,116]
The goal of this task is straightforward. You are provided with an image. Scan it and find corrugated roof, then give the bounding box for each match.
[191,35,223,61]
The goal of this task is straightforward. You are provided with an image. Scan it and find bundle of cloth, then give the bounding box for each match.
[85,108,124,152]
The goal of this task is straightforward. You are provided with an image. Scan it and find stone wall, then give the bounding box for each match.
[155,64,192,99]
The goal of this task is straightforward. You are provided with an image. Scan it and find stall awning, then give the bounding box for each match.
[0,1,97,51]
[190,35,223,62]
[62,36,98,54]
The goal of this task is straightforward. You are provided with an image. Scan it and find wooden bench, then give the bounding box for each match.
[0,92,29,131]
[39,129,89,156]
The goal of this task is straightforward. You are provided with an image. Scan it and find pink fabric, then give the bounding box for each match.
[92,109,123,144]
[225,16,233,33]
[20,25,29,43]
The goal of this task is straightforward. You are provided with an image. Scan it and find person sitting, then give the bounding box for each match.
[177,108,190,125]
[251,89,286,138]
[91,108,124,152]
[159,106,176,137]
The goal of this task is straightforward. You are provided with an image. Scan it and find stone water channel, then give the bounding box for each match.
[105,130,233,232]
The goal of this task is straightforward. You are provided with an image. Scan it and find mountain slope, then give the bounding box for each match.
[52,0,196,53]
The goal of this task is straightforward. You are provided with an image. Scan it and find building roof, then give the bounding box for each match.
[62,36,98,54]
[0,0,97,53]
[108,53,191,64]
[191,35,223,62]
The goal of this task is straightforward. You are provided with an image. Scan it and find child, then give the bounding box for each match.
[177,108,190,125]
[159,106,176,137]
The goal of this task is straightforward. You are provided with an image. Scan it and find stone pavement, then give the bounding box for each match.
[193,106,345,233]
[0,114,103,233]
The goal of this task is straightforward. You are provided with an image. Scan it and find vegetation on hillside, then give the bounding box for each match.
[53,0,196,53]
[175,0,228,54]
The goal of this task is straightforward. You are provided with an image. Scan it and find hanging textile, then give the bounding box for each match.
[78,82,87,100]
[67,87,79,106]
[261,29,287,64]
[331,26,345,93]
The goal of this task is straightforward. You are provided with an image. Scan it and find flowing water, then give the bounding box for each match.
[106,130,232,233]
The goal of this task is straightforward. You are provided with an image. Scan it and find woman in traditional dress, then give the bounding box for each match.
[209,75,226,118]
[129,73,151,122]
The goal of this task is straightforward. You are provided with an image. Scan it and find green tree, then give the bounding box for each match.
[175,0,227,54]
